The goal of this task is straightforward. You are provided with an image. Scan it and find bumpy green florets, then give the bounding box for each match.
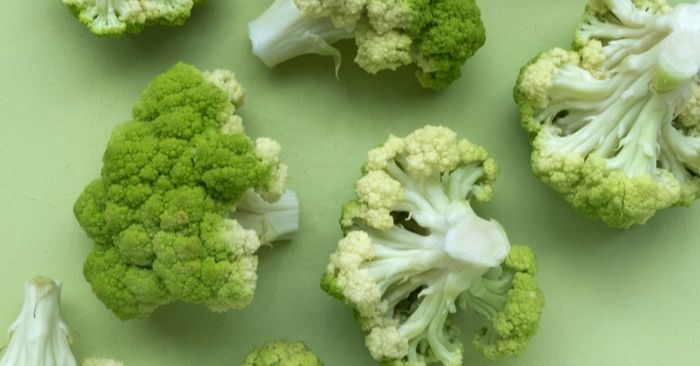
[514,0,700,228]
[467,245,544,360]
[75,63,298,319]
[63,0,206,36]
[322,126,543,366]
[243,340,323,366]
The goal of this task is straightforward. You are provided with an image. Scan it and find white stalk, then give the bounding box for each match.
[230,189,300,244]
[248,0,354,73]
[0,277,77,366]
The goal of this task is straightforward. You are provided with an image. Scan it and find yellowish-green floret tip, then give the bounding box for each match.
[514,0,700,228]
[63,0,204,36]
[243,340,324,366]
[322,125,543,365]
[73,63,299,320]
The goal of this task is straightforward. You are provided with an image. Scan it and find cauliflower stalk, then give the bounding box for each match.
[74,63,299,320]
[0,277,77,366]
[0,277,126,366]
[321,126,544,365]
[62,0,205,35]
[243,340,324,366]
[247,0,485,90]
[514,0,700,228]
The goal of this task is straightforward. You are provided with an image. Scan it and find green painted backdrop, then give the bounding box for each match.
[2,0,699,365]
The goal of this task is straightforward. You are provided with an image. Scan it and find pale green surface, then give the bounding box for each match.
[1,0,700,365]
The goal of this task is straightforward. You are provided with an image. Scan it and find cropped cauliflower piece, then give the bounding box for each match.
[243,340,323,366]
[248,0,485,90]
[74,63,299,319]
[322,126,544,366]
[82,359,125,366]
[514,0,700,228]
[62,0,205,35]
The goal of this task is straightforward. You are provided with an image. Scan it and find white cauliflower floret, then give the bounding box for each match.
[367,135,406,170]
[520,48,580,109]
[355,171,404,229]
[366,326,410,360]
[204,69,245,109]
[355,29,413,74]
[404,125,461,177]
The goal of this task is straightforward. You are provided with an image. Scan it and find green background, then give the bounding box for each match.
[2,0,699,365]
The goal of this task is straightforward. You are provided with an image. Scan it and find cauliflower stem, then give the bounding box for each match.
[0,278,77,366]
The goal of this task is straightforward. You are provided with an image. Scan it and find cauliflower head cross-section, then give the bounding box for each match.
[514,0,700,228]
[248,0,485,89]
[322,126,544,365]
[74,63,299,320]
[62,0,205,35]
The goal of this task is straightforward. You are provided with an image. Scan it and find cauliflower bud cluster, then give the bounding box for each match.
[74,63,299,320]
[515,0,700,228]
[248,0,486,89]
[322,126,544,366]
[62,0,205,35]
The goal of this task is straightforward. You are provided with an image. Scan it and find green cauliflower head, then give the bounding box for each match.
[62,0,206,36]
[248,0,485,90]
[74,63,299,319]
[514,0,700,228]
[243,340,323,366]
[321,126,544,365]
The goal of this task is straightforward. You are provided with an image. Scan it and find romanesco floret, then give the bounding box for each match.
[248,0,485,90]
[73,63,299,320]
[514,0,700,228]
[243,340,323,366]
[0,277,78,366]
[321,126,544,366]
[62,0,205,36]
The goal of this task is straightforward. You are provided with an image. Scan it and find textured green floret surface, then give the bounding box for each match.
[409,0,486,89]
[471,245,544,360]
[74,63,272,319]
[243,340,324,366]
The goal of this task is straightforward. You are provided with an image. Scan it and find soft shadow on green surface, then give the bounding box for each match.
[2,0,700,365]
